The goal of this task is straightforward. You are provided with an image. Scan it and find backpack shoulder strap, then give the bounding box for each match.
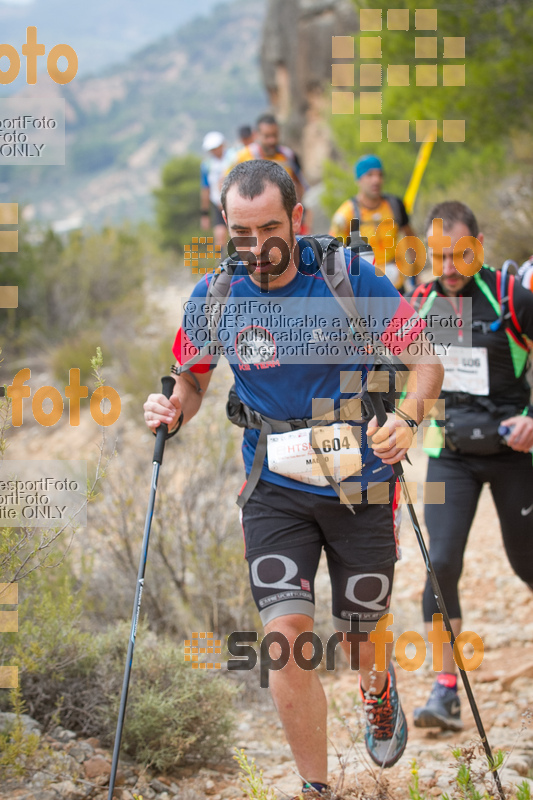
[316,242,406,419]
[475,268,529,378]
[317,241,360,323]
[298,235,363,325]
[382,193,404,226]
[299,233,341,262]
[297,235,378,352]
[411,282,430,300]
[477,266,522,340]
[496,266,523,335]
[345,198,374,255]
[410,281,434,313]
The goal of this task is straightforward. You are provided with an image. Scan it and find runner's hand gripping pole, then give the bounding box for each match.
[107,376,175,800]
[153,376,178,464]
[367,389,506,800]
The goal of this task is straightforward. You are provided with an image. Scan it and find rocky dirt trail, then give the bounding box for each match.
[220,446,533,799]
[3,438,532,800]
[2,280,533,799]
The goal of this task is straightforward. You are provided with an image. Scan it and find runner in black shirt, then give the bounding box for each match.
[409,201,533,731]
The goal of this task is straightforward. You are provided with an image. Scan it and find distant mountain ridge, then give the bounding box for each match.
[2,0,267,228]
[0,0,229,89]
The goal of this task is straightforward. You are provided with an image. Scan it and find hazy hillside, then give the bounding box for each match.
[1,0,267,228]
[0,0,229,88]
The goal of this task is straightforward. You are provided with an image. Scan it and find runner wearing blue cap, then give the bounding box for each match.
[330,155,416,292]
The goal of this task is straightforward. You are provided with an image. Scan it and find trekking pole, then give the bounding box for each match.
[107,375,176,800]
[368,389,506,800]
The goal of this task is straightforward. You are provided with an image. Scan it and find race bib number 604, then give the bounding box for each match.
[267,424,362,486]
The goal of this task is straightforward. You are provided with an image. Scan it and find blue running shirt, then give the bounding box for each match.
[173,243,425,495]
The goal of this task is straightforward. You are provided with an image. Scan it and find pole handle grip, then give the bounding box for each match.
[367,390,403,479]
[153,376,175,465]
[368,389,388,427]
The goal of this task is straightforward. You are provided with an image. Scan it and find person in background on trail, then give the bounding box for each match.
[223,125,255,166]
[408,201,533,733]
[226,112,312,234]
[200,130,228,252]
[329,155,416,293]
[237,124,254,148]
[144,160,444,798]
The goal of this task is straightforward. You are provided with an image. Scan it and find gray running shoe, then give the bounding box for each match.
[359,662,408,768]
[413,680,463,731]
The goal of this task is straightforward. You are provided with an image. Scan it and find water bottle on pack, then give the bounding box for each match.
[498,424,533,453]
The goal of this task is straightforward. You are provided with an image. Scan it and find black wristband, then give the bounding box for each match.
[395,406,419,431]
[200,209,209,216]
[167,413,184,438]
[152,412,184,441]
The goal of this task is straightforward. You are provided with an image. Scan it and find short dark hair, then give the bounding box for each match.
[238,125,252,139]
[256,112,277,128]
[221,160,297,219]
[425,201,479,238]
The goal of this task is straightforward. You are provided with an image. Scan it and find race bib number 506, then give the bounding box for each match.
[436,344,490,396]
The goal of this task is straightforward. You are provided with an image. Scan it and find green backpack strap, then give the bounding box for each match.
[404,283,444,456]
[311,237,403,411]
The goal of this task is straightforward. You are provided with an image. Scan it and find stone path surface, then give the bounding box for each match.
[2,445,533,800]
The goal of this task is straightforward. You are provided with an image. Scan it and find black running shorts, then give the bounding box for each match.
[240,478,400,631]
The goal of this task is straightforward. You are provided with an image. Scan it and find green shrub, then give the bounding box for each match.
[0,568,237,768]
[0,224,150,353]
[114,336,171,412]
[0,687,41,779]
[234,748,277,800]
[51,331,109,387]
[98,630,236,770]
[85,409,254,637]
[0,566,101,729]
[154,154,202,253]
